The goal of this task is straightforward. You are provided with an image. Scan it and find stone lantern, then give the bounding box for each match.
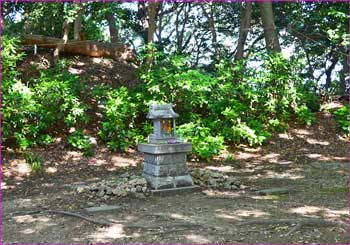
[138,103,198,193]
[147,104,179,144]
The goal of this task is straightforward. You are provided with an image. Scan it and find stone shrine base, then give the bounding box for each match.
[138,143,195,190]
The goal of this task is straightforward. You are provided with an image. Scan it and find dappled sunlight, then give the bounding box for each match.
[261,153,280,161]
[235,151,260,160]
[3,160,32,177]
[305,153,347,162]
[89,223,128,242]
[288,206,348,219]
[232,209,271,218]
[68,67,83,75]
[292,129,313,135]
[248,170,304,180]
[20,228,36,234]
[216,208,270,221]
[278,133,294,140]
[170,213,191,221]
[306,138,329,145]
[45,167,57,174]
[186,234,211,243]
[206,165,235,173]
[202,189,243,198]
[63,151,83,161]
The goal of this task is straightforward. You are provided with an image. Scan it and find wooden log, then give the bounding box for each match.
[21,34,135,62]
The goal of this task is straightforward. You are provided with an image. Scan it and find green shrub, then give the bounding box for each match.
[2,36,88,150]
[333,106,350,133]
[25,152,44,173]
[97,87,143,152]
[295,105,316,125]
[177,121,225,160]
[68,129,93,156]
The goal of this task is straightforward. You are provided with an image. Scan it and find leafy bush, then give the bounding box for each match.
[25,152,44,173]
[295,105,316,125]
[97,87,143,152]
[2,36,88,150]
[177,121,225,160]
[333,106,350,133]
[138,50,319,156]
[68,129,93,156]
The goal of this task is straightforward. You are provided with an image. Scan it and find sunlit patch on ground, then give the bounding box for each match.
[216,208,270,221]
[89,223,128,242]
[278,133,294,140]
[186,234,210,243]
[288,206,348,219]
[306,138,329,145]
[248,170,304,180]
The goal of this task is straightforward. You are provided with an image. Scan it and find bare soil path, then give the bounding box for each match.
[2,110,349,244]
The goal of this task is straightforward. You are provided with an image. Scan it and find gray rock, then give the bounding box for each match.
[210,172,222,178]
[97,191,105,197]
[142,187,147,193]
[87,202,95,207]
[257,187,293,195]
[106,188,112,195]
[136,186,142,192]
[130,187,137,193]
[77,186,86,193]
[85,205,122,213]
[208,179,217,187]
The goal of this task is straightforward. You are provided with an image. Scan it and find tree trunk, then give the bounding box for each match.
[147,1,159,65]
[74,5,84,41]
[137,2,148,43]
[234,2,252,61]
[106,12,118,43]
[54,20,69,64]
[148,1,158,44]
[258,1,281,53]
[22,34,135,62]
[324,57,339,90]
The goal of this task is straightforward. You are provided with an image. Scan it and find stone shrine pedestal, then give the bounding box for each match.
[138,143,198,191]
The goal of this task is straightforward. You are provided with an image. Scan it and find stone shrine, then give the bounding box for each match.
[138,104,198,191]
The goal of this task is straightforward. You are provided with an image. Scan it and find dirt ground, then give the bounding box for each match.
[2,110,349,244]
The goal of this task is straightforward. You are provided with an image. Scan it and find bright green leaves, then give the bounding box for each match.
[68,129,93,157]
[177,122,225,160]
[96,87,142,152]
[333,106,350,133]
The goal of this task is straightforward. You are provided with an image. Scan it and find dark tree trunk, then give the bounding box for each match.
[106,12,118,43]
[259,1,281,53]
[234,2,252,62]
[324,56,339,90]
[137,2,148,43]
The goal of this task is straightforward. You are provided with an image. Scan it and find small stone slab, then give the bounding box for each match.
[85,205,121,213]
[138,143,192,154]
[257,187,294,195]
[151,185,201,196]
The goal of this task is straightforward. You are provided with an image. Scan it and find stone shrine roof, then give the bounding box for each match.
[147,103,179,119]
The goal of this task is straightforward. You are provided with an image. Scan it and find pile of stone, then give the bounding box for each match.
[189,168,244,190]
[77,172,150,198]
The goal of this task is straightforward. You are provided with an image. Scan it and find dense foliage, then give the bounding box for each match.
[3,36,88,150]
[333,106,350,134]
[2,1,348,159]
